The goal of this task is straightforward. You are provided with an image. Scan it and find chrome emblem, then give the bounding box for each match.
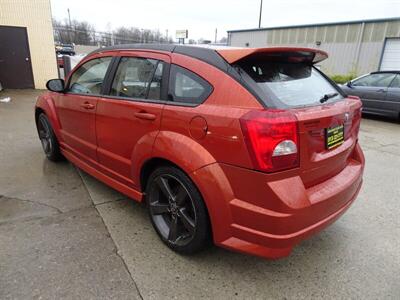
[344,112,350,122]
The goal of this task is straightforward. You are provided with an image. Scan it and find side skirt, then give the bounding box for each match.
[61,149,143,202]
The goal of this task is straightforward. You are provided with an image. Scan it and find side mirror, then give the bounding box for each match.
[46,79,65,92]
[346,81,352,88]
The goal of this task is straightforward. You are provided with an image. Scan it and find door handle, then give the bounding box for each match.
[134,111,156,120]
[376,89,386,93]
[81,102,95,109]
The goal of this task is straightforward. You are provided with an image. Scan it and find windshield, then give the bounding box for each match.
[237,61,343,108]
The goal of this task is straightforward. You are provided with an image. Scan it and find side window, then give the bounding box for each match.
[68,57,112,95]
[389,74,400,88]
[353,73,396,88]
[148,62,164,100]
[168,65,213,105]
[110,57,161,99]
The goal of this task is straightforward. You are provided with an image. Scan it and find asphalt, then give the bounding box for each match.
[0,89,399,299]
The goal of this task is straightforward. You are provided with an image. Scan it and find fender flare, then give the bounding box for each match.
[140,130,216,179]
[35,94,63,142]
[134,131,233,243]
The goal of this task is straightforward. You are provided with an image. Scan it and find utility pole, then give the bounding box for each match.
[215,28,217,44]
[67,8,72,43]
[258,0,263,28]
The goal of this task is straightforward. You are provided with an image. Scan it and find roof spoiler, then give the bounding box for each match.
[216,47,328,64]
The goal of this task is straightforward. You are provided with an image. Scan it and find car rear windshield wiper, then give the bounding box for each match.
[319,92,338,103]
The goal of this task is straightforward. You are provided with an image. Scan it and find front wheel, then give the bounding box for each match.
[37,113,63,161]
[146,166,211,254]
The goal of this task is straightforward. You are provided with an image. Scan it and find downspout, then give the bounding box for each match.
[354,22,365,75]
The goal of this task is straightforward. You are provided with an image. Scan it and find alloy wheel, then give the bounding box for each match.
[38,117,52,155]
[148,174,197,246]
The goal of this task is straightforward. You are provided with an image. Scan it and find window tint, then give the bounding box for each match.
[69,57,112,95]
[353,73,396,88]
[238,61,342,107]
[389,74,400,88]
[111,57,161,99]
[168,65,212,105]
[148,62,164,100]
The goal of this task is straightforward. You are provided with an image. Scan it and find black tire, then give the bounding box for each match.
[145,166,211,254]
[37,113,64,162]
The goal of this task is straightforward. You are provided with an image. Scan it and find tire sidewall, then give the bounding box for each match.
[38,113,63,161]
[145,166,211,254]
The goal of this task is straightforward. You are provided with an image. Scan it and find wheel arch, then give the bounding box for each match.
[34,107,45,124]
[35,94,63,142]
[139,156,216,242]
[140,157,180,193]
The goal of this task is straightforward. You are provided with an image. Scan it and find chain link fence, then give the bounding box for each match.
[53,26,174,47]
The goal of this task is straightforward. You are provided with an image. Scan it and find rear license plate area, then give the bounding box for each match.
[325,124,344,149]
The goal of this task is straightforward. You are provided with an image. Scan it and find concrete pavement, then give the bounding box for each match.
[0,89,399,299]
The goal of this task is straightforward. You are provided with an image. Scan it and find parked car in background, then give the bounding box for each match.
[55,43,76,56]
[35,45,364,259]
[340,71,400,119]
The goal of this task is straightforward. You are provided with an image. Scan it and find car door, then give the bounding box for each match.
[384,74,400,116]
[95,52,170,188]
[54,56,113,166]
[349,73,396,113]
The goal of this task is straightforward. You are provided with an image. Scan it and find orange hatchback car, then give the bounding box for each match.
[35,44,364,259]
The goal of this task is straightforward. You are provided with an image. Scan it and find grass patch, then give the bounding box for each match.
[330,74,357,84]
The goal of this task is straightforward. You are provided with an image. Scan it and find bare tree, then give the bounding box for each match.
[72,20,94,45]
[52,18,173,46]
[219,37,228,44]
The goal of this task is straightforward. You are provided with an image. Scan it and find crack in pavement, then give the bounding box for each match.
[93,197,127,206]
[0,196,97,226]
[0,194,63,214]
[76,170,144,300]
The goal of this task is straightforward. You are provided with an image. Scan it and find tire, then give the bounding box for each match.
[37,113,64,162]
[145,166,211,254]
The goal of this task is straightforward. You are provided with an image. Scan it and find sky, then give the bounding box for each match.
[50,0,400,41]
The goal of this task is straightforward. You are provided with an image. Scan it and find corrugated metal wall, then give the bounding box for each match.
[228,19,400,75]
[0,0,58,89]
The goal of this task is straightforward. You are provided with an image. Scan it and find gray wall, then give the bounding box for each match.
[228,19,400,75]
[74,44,99,55]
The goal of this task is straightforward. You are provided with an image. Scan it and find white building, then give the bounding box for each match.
[228,17,400,76]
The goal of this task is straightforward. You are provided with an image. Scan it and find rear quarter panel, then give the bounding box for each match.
[151,53,262,175]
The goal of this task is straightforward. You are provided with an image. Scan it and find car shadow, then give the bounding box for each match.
[362,112,400,124]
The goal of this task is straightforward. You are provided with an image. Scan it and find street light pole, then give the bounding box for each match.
[67,8,72,43]
[258,0,263,28]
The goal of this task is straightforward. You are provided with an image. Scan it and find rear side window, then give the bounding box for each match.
[168,65,212,105]
[238,61,342,108]
[353,73,396,88]
[111,57,162,100]
[68,57,112,95]
[389,75,400,88]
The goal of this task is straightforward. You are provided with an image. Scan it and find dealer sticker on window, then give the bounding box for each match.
[326,124,344,149]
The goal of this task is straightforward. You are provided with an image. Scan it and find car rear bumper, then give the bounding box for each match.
[192,142,364,259]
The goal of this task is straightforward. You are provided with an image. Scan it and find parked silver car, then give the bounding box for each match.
[340,71,400,119]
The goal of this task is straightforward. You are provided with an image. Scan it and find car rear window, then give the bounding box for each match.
[237,61,343,108]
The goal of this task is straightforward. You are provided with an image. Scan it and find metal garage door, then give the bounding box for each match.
[380,38,400,71]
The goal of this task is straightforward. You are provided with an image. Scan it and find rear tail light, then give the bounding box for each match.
[344,107,362,140]
[344,96,362,140]
[240,110,299,173]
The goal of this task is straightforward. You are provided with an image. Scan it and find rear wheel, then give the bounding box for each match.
[37,113,63,161]
[146,166,210,254]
